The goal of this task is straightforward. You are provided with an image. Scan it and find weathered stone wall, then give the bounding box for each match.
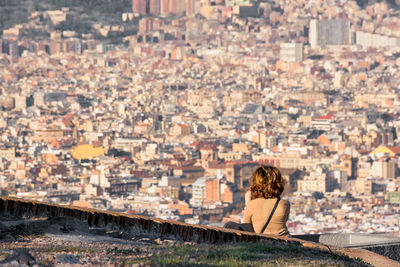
[1,196,398,266]
[0,196,295,245]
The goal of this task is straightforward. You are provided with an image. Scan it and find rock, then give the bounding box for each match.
[154,237,177,244]
[89,227,107,235]
[137,237,156,244]
[56,254,81,264]
[121,232,132,240]
[0,221,7,232]
[0,249,36,266]
[106,230,123,238]
[60,225,71,233]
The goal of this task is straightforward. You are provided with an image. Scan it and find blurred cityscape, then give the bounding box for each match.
[0,0,399,236]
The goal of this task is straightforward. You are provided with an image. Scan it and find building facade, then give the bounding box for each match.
[309,19,350,49]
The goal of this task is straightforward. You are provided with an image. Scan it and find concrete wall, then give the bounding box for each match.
[293,234,400,262]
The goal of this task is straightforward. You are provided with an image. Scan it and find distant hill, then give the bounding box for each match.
[0,0,132,35]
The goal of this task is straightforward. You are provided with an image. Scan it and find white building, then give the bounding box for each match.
[355,31,400,48]
[190,177,207,207]
[298,167,336,193]
[33,92,44,106]
[14,95,27,110]
[280,42,304,62]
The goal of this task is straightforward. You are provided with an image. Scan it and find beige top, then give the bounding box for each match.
[243,197,290,236]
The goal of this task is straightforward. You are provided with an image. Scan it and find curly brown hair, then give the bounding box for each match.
[249,165,285,199]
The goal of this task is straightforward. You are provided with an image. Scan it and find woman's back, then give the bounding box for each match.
[244,198,290,236]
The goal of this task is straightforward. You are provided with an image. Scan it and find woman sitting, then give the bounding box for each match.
[224,165,290,236]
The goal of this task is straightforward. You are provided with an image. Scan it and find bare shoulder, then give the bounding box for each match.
[247,198,258,207]
[250,198,286,206]
[247,198,264,209]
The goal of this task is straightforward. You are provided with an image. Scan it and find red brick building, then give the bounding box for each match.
[132,0,147,15]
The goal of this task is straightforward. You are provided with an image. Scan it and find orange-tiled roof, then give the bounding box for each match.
[178,123,189,128]
[387,146,400,155]
[272,146,280,153]
[316,114,334,120]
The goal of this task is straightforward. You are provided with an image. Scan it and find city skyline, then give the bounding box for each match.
[0,0,399,236]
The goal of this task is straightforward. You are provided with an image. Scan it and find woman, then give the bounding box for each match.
[224,165,290,236]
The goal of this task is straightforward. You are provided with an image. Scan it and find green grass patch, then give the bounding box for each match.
[121,242,371,267]
[38,246,97,254]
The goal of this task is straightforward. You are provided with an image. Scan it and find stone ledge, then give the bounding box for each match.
[0,196,297,245]
[0,196,398,267]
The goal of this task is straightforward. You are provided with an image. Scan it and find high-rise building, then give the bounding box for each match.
[205,178,220,204]
[161,0,185,16]
[169,0,185,14]
[149,0,161,15]
[186,0,195,16]
[132,0,147,15]
[33,92,44,107]
[190,177,207,207]
[50,40,62,55]
[160,0,170,16]
[9,41,19,58]
[280,42,304,62]
[309,19,350,49]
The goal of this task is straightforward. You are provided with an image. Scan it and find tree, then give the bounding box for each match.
[312,191,325,200]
